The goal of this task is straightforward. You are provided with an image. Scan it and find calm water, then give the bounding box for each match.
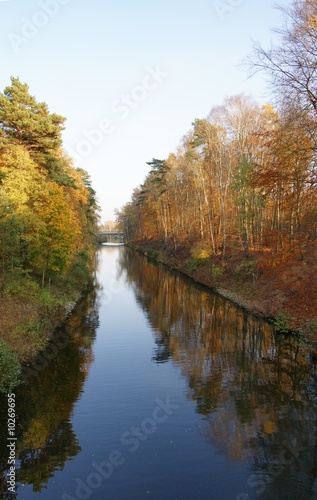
[1,246,317,500]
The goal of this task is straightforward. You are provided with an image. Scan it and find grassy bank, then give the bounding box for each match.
[127,239,317,353]
[0,249,96,392]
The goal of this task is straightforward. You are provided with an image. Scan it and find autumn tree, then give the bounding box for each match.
[208,95,263,257]
[0,77,99,289]
[0,196,24,290]
[117,81,317,266]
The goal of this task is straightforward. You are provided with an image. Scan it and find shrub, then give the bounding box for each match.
[234,259,258,279]
[13,320,47,351]
[186,257,204,274]
[190,241,213,260]
[0,340,21,393]
[38,288,59,310]
[146,248,160,259]
[4,273,40,298]
[273,310,293,334]
[211,265,224,279]
[185,241,214,275]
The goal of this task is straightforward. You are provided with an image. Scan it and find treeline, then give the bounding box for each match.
[117,0,317,263]
[0,77,99,390]
[0,77,99,291]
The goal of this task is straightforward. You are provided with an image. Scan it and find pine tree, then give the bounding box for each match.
[0,77,65,168]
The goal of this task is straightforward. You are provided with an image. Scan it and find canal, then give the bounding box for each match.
[1,245,317,499]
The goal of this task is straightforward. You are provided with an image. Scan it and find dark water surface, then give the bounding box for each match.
[1,246,317,500]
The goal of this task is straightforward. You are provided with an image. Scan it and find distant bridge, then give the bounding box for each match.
[98,231,125,243]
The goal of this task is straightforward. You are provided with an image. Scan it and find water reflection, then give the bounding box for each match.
[0,286,100,496]
[1,247,316,499]
[119,248,317,499]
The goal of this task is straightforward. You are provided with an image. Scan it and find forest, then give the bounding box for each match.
[116,0,317,339]
[0,77,99,391]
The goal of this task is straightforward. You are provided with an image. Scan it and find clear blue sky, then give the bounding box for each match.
[0,0,291,221]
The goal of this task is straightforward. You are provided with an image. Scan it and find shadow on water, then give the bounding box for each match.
[118,248,317,500]
[0,281,101,498]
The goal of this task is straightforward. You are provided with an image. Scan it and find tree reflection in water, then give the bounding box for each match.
[119,248,317,499]
[0,286,100,495]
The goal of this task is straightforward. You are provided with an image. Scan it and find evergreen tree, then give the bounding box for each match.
[0,77,65,168]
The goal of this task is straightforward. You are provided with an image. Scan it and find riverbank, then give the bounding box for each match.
[0,249,97,392]
[127,240,317,350]
[0,288,80,364]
